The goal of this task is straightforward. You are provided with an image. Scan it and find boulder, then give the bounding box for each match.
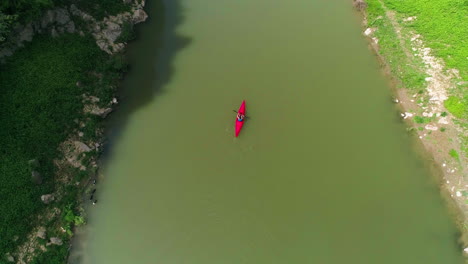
[102,21,122,43]
[40,194,55,204]
[41,10,55,29]
[36,226,46,239]
[0,48,13,58]
[55,8,71,25]
[353,0,368,10]
[5,253,14,262]
[18,23,34,43]
[132,9,148,24]
[65,21,76,33]
[74,141,92,152]
[49,237,63,246]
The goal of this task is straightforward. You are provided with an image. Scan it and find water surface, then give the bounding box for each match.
[75,0,463,263]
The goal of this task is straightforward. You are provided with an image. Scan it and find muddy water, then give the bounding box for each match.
[72,0,464,263]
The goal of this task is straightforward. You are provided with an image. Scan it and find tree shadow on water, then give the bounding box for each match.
[102,0,192,159]
[67,3,191,262]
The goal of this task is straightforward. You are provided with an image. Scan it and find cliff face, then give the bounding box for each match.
[0,1,148,263]
[0,0,148,62]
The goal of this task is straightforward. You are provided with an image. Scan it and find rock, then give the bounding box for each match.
[403,112,413,119]
[93,24,101,32]
[41,194,55,204]
[57,26,65,34]
[424,124,438,131]
[65,21,76,33]
[36,226,46,239]
[18,23,34,43]
[88,96,100,103]
[31,170,43,185]
[74,141,92,152]
[78,131,84,137]
[132,9,148,24]
[79,31,85,37]
[364,27,376,36]
[69,4,94,22]
[353,0,368,10]
[41,10,55,29]
[88,106,113,118]
[0,48,13,58]
[123,0,132,4]
[69,4,79,16]
[55,8,71,25]
[5,253,14,262]
[49,237,63,246]
[102,21,122,43]
[112,97,118,104]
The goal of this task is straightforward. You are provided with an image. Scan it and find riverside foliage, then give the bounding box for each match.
[0,32,126,261]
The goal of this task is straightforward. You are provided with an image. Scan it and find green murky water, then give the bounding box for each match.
[71,0,464,263]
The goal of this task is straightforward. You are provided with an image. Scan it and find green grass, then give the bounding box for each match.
[365,0,427,91]
[444,96,468,119]
[0,33,120,260]
[449,149,460,161]
[384,0,468,82]
[366,0,468,157]
[414,113,436,124]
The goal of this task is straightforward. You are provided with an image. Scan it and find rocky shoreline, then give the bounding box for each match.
[356,0,468,258]
[0,1,148,263]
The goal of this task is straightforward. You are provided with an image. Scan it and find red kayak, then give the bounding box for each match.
[235,100,246,137]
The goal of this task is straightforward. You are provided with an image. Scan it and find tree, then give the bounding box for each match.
[0,11,16,42]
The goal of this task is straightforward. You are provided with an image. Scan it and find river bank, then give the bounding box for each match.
[0,1,147,263]
[357,0,468,256]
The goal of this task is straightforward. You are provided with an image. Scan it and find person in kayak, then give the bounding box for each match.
[237,113,245,122]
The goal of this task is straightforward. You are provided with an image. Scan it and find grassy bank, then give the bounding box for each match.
[365,0,468,155]
[0,32,126,263]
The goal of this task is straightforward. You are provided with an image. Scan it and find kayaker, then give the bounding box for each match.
[237,113,245,122]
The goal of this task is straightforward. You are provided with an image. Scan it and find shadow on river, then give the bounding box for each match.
[68,0,191,263]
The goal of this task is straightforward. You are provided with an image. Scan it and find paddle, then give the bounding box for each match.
[232,110,249,119]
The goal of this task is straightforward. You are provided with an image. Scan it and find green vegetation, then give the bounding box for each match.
[0,32,125,261]
[0,11,16,41]
[63,0,131,21]
[383,0,468,81]
[365,0,427,91]
[414,116,428,124]
[440,127,446,132]
[444,96,467,119]
[449,149,460,160]
[0,0,131,43]
[116,21,136,43]
[366,0,468,157]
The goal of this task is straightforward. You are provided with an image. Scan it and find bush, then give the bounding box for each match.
[115,21,136,44]
[0,33,112,257]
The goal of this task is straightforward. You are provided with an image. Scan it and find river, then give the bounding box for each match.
[70,0,464,263]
